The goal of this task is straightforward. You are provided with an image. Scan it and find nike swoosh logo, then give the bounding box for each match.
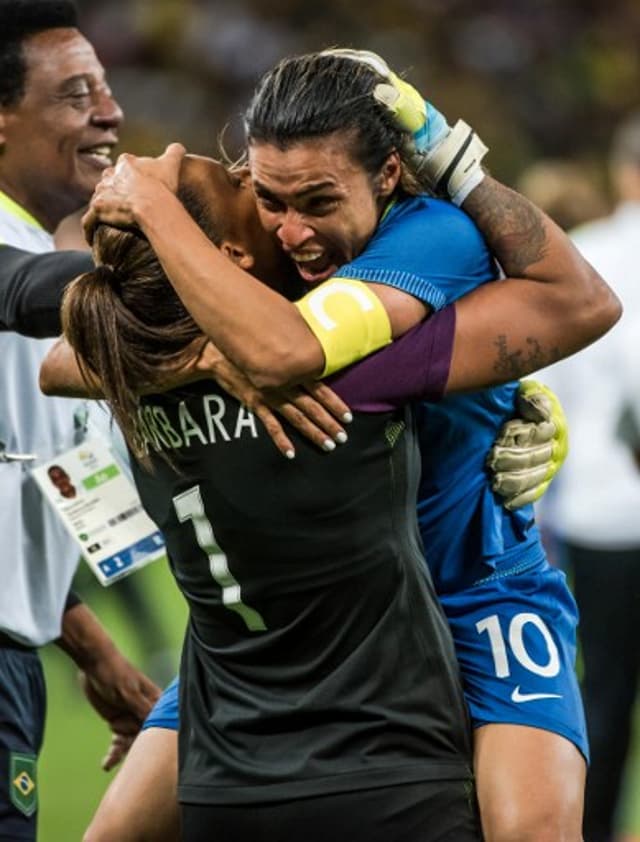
[511,686,564,703]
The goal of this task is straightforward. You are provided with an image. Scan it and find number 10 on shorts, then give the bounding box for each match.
[476,612,561,678]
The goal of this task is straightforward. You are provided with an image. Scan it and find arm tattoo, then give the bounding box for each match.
[463,179,549,277]
[492,334,560,380]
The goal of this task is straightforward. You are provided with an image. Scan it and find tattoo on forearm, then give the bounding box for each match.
[493,335,560,380]
[464,179,549,276]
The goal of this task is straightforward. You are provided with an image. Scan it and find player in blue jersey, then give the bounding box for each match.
[82,50,620,842]
[242,54,595,842]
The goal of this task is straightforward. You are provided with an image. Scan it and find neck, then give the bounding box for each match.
[0,174,73,233]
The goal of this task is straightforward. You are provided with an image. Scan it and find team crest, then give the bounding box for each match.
[10,752,37,817]
[385,419,406,448]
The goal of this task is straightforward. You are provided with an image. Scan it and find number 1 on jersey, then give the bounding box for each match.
[173,485,267,632]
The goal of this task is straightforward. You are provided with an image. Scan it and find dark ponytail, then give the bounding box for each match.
[61,225,203,459]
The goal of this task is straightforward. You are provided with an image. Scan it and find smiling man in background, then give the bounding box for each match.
[0,3,159,840]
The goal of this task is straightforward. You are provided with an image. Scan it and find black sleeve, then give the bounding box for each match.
[0,245,94,338]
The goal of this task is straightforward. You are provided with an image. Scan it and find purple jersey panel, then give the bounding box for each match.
[329,305,455,412]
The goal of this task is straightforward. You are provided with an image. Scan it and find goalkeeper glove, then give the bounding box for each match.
[320,47,488,205]
[486,380,569,511]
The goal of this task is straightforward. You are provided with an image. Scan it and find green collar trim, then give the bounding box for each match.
[380,198,397,223]
[0,190,44,230]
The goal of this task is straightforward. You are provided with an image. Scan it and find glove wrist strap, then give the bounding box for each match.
[420,119,489,206]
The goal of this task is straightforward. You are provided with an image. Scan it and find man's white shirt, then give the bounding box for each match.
[0,191,85,645]
[538,201,640,549]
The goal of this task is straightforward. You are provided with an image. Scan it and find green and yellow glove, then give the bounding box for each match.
[486,380,569,511]
[320,47,488,205]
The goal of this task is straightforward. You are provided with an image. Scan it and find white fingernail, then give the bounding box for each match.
[285,449,295,459]
[336,431,348,444]
[323,439,336,452]
[342,412,353,423]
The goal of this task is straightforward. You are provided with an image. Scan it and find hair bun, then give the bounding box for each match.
[93,263,122,287]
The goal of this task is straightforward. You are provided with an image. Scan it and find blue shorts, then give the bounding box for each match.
[439,558,589,761]
[0,645,45,842]
[142,676,179,731]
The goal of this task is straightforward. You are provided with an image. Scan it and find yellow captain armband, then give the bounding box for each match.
[295,277,392,377]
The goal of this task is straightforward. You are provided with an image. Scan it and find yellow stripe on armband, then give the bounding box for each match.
[295,278,392,377]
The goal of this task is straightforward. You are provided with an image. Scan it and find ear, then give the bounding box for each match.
[220,240,255,270]
[0,110,6,147]
[377,150,402,199]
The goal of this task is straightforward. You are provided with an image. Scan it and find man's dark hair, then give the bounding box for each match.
[0,1,79,107]
[244,52,426,195]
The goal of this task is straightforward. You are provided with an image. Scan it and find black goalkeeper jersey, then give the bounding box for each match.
[130,379,472,805]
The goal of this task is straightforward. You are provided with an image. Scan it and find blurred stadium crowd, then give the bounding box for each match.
[74,0,640,185]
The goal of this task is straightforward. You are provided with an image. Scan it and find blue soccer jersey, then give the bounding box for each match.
[338,196,543,592]
[338,196,587,758]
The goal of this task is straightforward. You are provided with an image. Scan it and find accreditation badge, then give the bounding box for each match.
[32,437,165,585]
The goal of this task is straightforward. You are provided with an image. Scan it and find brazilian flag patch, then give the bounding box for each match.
[10,752,37,817]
